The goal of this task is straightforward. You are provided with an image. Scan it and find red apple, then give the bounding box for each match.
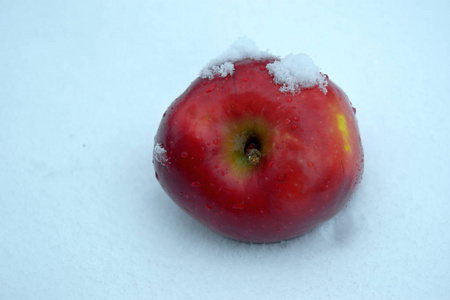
[153,59,363,243]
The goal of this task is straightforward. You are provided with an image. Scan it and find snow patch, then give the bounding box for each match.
[154,143,169,166]
[266,54,328,94]
[200,37,277,79]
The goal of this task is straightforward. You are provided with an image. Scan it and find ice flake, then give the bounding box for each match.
[200,37,277,79]
[154,143,169,166]
[266,54,328,95]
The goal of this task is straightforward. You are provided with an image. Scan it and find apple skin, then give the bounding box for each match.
[153,59,363,243]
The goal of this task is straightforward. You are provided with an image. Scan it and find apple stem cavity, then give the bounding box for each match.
[245,143,261,165]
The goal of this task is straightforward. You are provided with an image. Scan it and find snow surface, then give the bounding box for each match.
[1,1,450,299]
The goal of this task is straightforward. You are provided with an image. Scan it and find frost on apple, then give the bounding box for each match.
[266,54,328,95]
[200,37,277,79]
[154,143,169,167]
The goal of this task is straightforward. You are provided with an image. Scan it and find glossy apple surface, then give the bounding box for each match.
[153,59,363,243]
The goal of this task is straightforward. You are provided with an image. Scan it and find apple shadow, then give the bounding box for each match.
[149,184,363,253]
[148,185,227,241]
[316,185,366,246]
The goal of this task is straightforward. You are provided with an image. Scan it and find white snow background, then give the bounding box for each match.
[1,1,449,299]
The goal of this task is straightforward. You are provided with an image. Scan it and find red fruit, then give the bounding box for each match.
[153,59,363,243]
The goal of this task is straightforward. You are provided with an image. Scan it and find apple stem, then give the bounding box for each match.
[245,144,261,165]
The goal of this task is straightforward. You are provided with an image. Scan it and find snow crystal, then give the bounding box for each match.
[154,143,169,166]
[200,37,277,79]
[266,54,328,95]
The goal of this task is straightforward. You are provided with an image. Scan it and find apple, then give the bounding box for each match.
[153,58,363,243]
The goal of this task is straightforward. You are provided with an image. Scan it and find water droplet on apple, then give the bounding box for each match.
[291,124,298,130]
[293,116,299,122]
[352,107,357,114]
[205,83,216,93]
[213,139,218,145]
[191,181,201,187]
[224,186,235,192]
[268,161,274,168]
[259,66,266,71]
[232,203,247,210]
[284,119,291,125]
[155,172,159,181]
[242,78,248,82]
[205,204,212,210]
[286,96,293,103]
[307,161,314,167]
[181,152,189,158]
[277,173,286,181]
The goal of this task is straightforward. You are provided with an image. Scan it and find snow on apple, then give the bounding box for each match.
[266,54,328,94]
[153,38,364,243]
[200,37,276,79]
[200,61,235,80]
[154,143,169,167]
[200,37,327,94]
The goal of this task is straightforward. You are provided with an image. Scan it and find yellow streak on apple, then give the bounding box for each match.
[337,114,351,153]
